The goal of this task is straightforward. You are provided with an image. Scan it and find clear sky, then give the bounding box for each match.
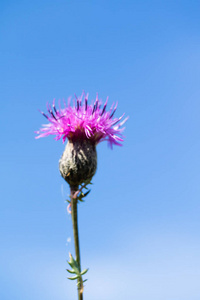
[1,1,200,299]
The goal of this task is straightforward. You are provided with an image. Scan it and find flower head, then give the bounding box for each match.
[36,93,128,148]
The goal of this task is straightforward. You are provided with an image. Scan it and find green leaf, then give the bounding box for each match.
[81,268,89,275]
[83,279,88,283]
[83,190,90,197]
[68,275,79,280]
[66,269,76,274]
[78,198,85,202]
[68,254,80,274]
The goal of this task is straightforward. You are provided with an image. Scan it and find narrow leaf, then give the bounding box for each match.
[81,268,89,275]
[78,198,84,202]
[66,269,76,274]
[68,275,79,280]
[68,254,80,274]
[83,190,90,197]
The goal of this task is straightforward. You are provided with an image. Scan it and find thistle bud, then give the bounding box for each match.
[59,138,97,186]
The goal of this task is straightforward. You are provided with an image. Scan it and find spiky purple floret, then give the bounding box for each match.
[36,93,128,148]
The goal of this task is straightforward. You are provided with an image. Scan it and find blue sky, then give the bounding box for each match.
[1,1,200,299]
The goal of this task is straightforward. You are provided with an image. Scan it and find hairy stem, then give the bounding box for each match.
[70,186,83,300]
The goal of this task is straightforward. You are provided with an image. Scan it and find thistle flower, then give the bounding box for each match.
[36,92,127,147]
[36,92,128,186]
[36,92,128,299]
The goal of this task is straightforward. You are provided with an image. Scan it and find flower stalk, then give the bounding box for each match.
[70,185,83,300]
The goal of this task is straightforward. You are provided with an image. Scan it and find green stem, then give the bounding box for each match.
[70,186,83,300]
